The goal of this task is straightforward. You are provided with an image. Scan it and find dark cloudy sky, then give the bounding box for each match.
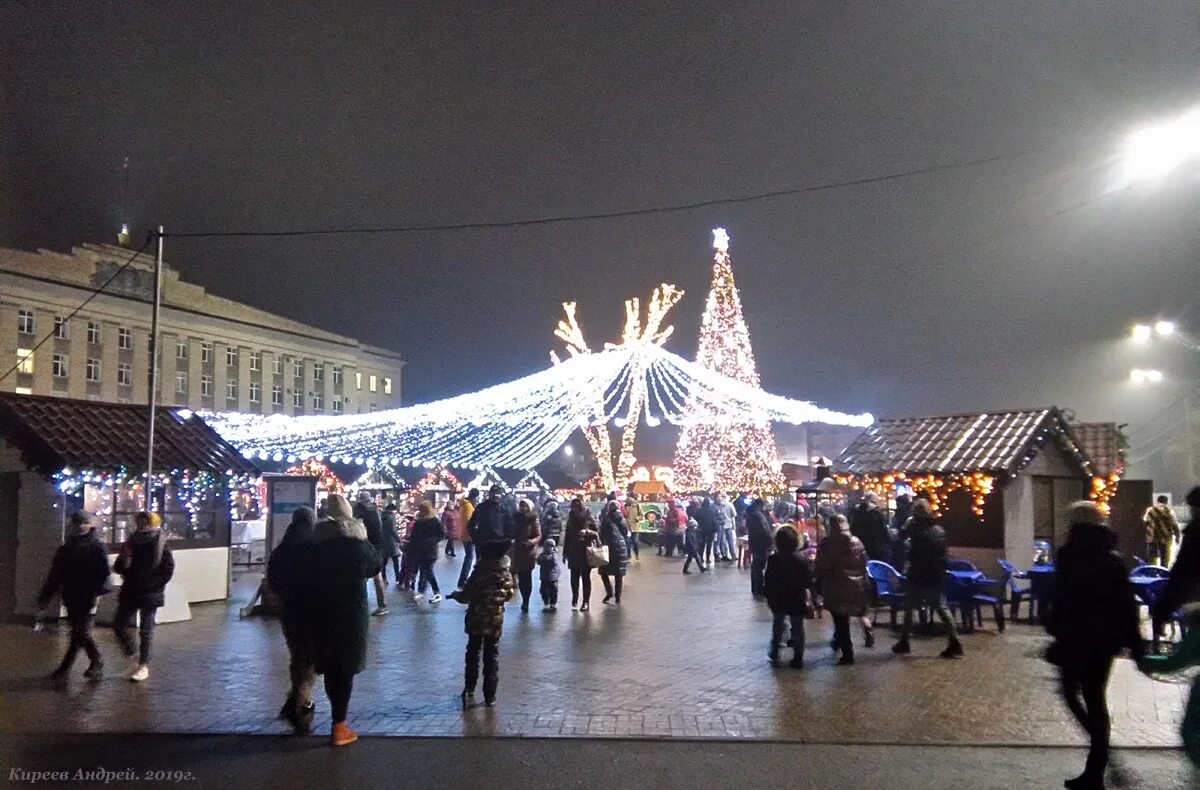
[3,2,1198,468]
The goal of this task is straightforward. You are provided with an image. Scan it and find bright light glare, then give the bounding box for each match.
[1130,368,1164,384]
[1154,320,1176,337]
[1117,108,1200,187]
[1131,324,1153,342]
[562,445,573,456]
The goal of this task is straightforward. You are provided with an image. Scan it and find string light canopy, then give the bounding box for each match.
[204,343,871,475]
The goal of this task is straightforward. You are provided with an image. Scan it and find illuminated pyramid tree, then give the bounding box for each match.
[672,229,785,492]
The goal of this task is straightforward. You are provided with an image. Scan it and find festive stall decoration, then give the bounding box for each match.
[53,467,260,527]
[285,458,344,494]
[672,229,785,493]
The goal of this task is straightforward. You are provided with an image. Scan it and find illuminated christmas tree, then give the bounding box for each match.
[672,229,785,493]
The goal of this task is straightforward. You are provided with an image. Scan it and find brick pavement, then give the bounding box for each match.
[0,551,1190,746]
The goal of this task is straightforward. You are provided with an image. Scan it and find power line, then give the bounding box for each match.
[163,152,1012,239]
[0,237,154,387]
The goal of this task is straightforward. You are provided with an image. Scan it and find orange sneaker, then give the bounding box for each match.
[331,722,358,747]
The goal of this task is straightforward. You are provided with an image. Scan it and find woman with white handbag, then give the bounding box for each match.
[563,499,600,611]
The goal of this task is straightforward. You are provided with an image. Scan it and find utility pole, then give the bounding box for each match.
[145,226,164,509]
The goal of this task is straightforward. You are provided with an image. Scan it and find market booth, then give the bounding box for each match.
[0,393,259,619]
[833,407,1117,572]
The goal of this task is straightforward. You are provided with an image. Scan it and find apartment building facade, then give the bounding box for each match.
[0,243,404,415]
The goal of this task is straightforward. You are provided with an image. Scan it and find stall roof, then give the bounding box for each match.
[0,393,259,476]
[1073,422,1124,478]
[835,407,1095,477]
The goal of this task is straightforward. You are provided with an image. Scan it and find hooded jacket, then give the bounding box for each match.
[850,502,890,562]
[816,521,870,616]
[599,510,630,576]
[764,549,813,617]
[536,545,561,583]
[458,557,515,638]
[469,497,511,544]
[1047,521,1143,662]
[746,501,774,554]
[307,516,380,675]
[38,530,110,610]
[696,501,720,538]
[354,500,384,550]
[541,503,564,545]
[409,515,446,563]
[509,510,541,573]
[114,529,175,608]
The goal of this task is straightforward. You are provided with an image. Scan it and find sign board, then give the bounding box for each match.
[265,475,319,554]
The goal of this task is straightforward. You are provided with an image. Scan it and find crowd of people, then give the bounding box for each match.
[34,478,1200,782]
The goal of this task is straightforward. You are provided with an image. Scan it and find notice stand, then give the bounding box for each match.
[239,475,318,618]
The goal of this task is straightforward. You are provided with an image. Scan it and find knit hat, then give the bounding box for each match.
[541,538,556,550]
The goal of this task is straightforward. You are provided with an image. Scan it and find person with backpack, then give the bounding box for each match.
[38,510,110,681]
[112,511,175,682]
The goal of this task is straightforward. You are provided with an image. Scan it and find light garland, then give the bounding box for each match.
[837,472,997,517]
[53,467,259,527]
[285,459,345,494]
[672,229,787,493]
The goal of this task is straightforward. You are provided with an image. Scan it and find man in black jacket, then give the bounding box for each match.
[38,511,111,681]
[892,499,963,659]
[469,485,511,545]
[696,497,720,569]
[1154,486,1200,623]
[354,492,388,616]
[850,492,890,562]
[746,498,773,598]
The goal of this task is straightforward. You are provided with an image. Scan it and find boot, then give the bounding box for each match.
[83,660,104,680]
[864,627,875,649]
[940,640,964,659]
[331,722,358,747]
[892,640,911,654]
[483,674,498,707]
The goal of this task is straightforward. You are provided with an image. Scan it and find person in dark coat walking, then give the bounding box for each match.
[696,497,720,568]
[307,493,380,747]
[541,499,564,547]
[1155,486,1200,624]
[537,538,561,611]
[598,501,630,604]
[746,498,773,598]
[379,503,401,584]
[38,510,110,681]
[354,492,388,615]
[509,499,542,612]
[763,525,813,668]
[266,506,317,734]
[112,511,175,682]
[889,493,913,569]
[850,492,890,562]
[1046,501,1144,789]
[682,515,708,574]
[563,498,599,611]
[469,485,511,545]
[410,501,447,603]
[450,539,515,708]
[892,499,962,659]
[817,514,871,665]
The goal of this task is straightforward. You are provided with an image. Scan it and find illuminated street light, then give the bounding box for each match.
[1155,320,1176,337]
[562,445,574,456]
[1116,107,1200,187]
[1130,368,1164,384]
[1131,323,1153,342]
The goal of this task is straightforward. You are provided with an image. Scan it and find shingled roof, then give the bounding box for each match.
[0,393,258,476]
[834,407,1095,477]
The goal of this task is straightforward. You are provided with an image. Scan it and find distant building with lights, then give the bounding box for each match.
[0,243,404,415]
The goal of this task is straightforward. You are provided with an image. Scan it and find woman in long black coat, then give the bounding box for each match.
[409,501,446,602]
[562,498,599,611]
[306,493,379,747]
[266,506,317,733]
[598,501,630,604]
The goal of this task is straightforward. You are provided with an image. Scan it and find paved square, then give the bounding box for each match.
[1,550,1190,746]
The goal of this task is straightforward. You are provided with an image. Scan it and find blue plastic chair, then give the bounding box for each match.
[970,566,1009,632]
[1131,565,1171,579]
[947,559,979,573]
[943,572,978,633]
[998,560,1032,620]
[866,560,907,627]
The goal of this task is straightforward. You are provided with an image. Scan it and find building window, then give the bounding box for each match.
[312,393,323,411]
[52,354,69,378]
[293,360,303,379]
[272,384,283,406]
[273,357,283,375]
[226,380,238,400]
[200,374,212,396]
[14,386,32,395]
[15,348,34,375]
[369,402,376,413]
[176,341,188,360]
[175,371,188,394]
[249,351,261,372]
[201,343,213,363]
[117,327,132,350]
[18,310,35,334]
[355,372,362,390]
[87,322,102,345]
[368,374,377,393]
[53,317,69,340]
[117,363,132,387]
[249,381,261,403]
[225,347,237,367]
[383,376,392,395]
[313,362,324,381]
[332,366,343,385]
[86,358,101,382]
[332,395,343,414]
[292,390,302,408]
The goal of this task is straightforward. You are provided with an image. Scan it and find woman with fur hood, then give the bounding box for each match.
[306,493,380,746]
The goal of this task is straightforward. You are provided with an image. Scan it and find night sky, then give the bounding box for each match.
[3,3,1198,468]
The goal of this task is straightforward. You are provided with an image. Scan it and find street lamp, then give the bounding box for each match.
[1130,368,1164,384]
[1155,320,1176,337]
[562,445,573,456]
[1116,107,1200,187]
[1131,323,1153,342]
